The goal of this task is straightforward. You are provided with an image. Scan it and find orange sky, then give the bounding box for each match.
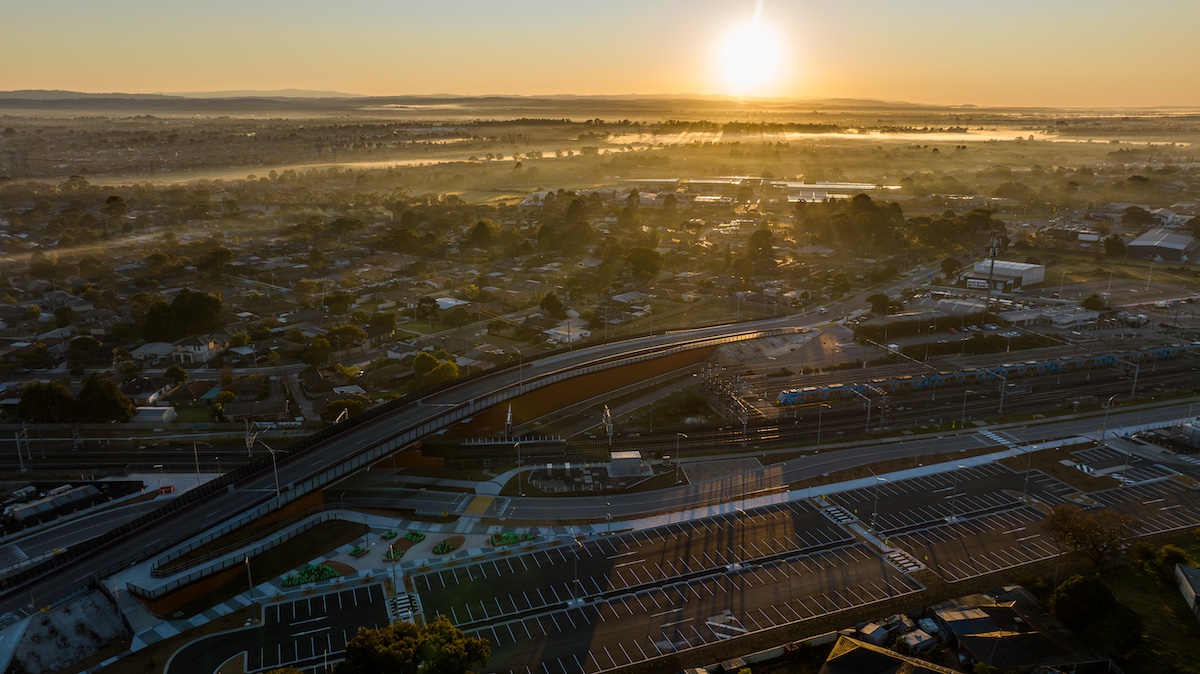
[3,0,1199,107]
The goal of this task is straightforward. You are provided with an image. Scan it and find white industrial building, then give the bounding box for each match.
[965,260,1045,290]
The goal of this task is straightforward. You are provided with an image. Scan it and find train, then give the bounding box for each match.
[775,342,1200,406]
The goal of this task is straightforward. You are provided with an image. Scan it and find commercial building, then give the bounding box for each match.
[963,260,1045,291]
[1126,228,1197,263]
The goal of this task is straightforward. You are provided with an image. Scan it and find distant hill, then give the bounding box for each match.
[0,90,178,100]
[159,89,367,99]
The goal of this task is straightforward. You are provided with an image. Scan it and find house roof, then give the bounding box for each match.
[1178,564,1200,595]
[820,635,958,674]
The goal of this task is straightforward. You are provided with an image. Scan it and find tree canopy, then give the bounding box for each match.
[141,288,225,341]
[336,616,489,674]
[1042,505,1136,570]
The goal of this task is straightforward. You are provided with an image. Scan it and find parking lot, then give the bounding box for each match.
[828,463,1026,535]
[477,543,923,674]
[1090,479,1200,535]
[167,586,388,674]
[1073,445,1178,484]
[888,506,1059,583]
[414,500,851,627]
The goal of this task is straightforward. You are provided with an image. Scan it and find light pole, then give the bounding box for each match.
[153,464,163,486]
[816,403,831,452]
[948,464,965,522]
[515,441,523,497]
[675,433,687,484]
[258,439,286,497]
[570,538,584,605]
[1022,445,1037,501]
[1059,270,1067,296]
[871,473,886,533]
[1101,393,1119,443]
[960,390,975,428]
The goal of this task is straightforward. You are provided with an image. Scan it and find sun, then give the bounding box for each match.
[715,10,785,98]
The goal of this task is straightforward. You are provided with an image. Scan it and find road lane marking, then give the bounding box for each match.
[661,617,692,627]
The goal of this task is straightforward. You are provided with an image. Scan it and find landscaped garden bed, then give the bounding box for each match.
[349,546,367,558]
[404,531,426,543]
[282,564,340,587]
[490,532,536,547]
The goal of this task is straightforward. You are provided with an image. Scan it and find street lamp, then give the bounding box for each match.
[871,473,887,533]
[960,390,975,428]
[948,464,965,522]
[816,403,831,452]
[1022,445,1038,501]
[258,439,287,497]
[1101,393,1119,443]
[675,433,687,484]
[515,441,524,497]
[152,464,164,485]
[570,538,584,605]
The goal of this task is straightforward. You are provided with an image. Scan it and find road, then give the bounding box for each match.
[337,400,1200,523]
[0,320,826,616]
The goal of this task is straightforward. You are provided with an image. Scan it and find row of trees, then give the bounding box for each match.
[16,375,134,423]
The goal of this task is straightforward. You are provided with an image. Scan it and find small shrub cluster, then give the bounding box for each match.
[405,531,426,543]
[386,546,405,560]
[282,564,341,587]
[433,541,455,554]
[381,530,398,540]
[490,532,535,546]
[349,545,368,558]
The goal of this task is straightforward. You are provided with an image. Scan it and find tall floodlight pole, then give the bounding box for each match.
[816,403,831,452]
[948,464,965,522]
[1101,394,1119,442]
[675,433,688,484]
[515,441,523,497]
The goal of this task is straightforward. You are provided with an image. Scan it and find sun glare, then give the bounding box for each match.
[715,9,785,98]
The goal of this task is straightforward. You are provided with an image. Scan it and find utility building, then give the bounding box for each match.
[1126,228,1196,263]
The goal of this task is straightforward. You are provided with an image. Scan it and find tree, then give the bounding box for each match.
[1103,234,1126,258]
[141,289,225,342]
[370,312,398,335]
[747,228,774,263]
[1049,574,1115,630]
[197,246,234,277]
[326,398,368,420]
[337,616,489,674]
[1121,205,1155,226]
[867,293,891,315]
[424,360,460,385]
[1083,601,1142,659]
[53,305,74,327]
[17,380,76,423]
[1080,293,1107,311]
[625,246,663,281]
[539,292,564,317]
[941,256,962,279]
[1042,505,1136,570]
[164,364,190,386]
[467,219,499,247]
[412,352,440,377]
[76,373,134,423]
[830,272,850,295]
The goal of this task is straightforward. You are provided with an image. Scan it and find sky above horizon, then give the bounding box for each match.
[4,0,1199,108]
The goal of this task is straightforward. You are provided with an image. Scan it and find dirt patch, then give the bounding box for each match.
[323,560,356,577]
[159,491,325,574]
